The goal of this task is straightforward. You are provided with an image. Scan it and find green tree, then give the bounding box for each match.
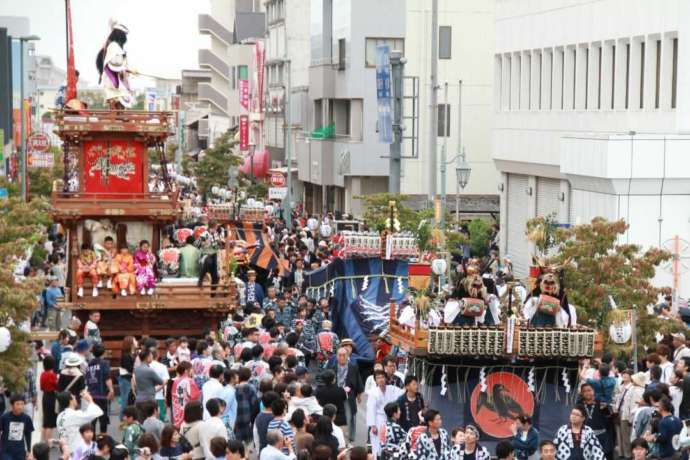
[551,218,671,341]
[190,131,242,197]
[28,147,64,197]
[0,197,51,389]
[526,213,564,256]
[467,218,493,257]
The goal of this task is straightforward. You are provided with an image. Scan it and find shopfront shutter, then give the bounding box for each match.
[506,174,529,277]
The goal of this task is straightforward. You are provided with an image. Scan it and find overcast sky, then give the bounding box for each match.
[0,0,211,87]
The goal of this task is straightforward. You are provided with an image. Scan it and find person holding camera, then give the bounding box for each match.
[55,390,104,457]
[579,383,614,459]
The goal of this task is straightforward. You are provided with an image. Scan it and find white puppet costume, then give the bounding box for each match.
[522,260,577,327]
[97,20,133,109]
[446,268,501,326]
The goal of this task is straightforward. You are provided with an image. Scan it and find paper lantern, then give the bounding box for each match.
[238,149,269,177]
[0,327,11,353]
[609,322,632,344]
[431,259,447,275]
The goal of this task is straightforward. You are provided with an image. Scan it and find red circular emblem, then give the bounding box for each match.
[469,371,534,438]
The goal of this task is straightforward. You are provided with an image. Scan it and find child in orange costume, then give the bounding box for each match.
[76,243,99,298]
[111,246,136,296]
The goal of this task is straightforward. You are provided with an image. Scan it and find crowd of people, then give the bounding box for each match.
[5,209,690,460]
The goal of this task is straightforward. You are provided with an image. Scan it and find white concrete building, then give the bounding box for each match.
[493,0,690,297]
[197,0,265,124]
[401,0,499,216]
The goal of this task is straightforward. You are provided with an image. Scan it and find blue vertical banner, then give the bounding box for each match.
[376,44,393,144]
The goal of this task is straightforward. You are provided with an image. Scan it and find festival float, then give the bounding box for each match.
[51,4,234,362]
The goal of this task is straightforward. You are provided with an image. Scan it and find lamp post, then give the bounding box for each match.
[455,147,471,221]
[18,35,40,202]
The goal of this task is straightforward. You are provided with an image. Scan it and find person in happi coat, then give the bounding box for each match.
[245,270,264,306]
[553,405,605,460]
[366,370,403,457]
[380,402,408,460]
[410,409,458,460]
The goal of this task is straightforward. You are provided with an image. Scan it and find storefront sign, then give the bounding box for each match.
[239,115,249,151]
[268,187,287,200]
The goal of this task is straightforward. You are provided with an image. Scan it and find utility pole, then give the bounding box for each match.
[455,79,463,221]
[440,82,448,229]
[19,40,26,201]
[388,50,404,193]
[428,0,439,207]
[285,59,293,228]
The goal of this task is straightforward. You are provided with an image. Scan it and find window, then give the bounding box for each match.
[625,43,630,108]
[611,45,616,109]
[655,39,661,109]
[584,48,589,109]
[598,46,602,109]
[640,42,645,108]
[672,37,678,109]
[238,65,248,81]
[338,38,346,70]
[439,26,452,59]
[365,38,404,67]
[438,104,450,137]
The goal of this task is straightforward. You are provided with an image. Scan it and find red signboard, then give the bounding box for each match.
[270,172,285,187]
[83,140,144,194]
[28,133,50,153]
[239,80,249,111]
[239,115,249,151]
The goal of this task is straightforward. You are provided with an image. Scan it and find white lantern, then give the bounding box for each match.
[609,322,632,344]
[431,259,447,275]
[0,327,11,353]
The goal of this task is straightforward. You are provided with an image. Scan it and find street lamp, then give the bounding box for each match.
[18,34,40,201]
[455,147,471,220]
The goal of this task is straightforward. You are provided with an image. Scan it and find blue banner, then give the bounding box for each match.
[376,45,393,144]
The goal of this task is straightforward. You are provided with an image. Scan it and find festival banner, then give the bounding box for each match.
[376,44,393,144]
[82,140,144,194]
[239,115,249,151]
[253,41,265,113]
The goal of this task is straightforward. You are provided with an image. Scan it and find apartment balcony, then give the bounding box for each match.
[199,49,230,81]
[198,82,229,115]
[198,13,233,46]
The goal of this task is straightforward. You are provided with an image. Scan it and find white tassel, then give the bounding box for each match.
[562,368,571,394]
[480,367,488,393]
[528,367,535,393]
[440,365,448,396]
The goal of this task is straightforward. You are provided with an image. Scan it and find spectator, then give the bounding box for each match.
[510,415,539,460]
[289,409,314,453]
[630,438,649,460]
[119,336,138,419]
[159,424,185,459]
[645,397,681,459]
[55,391,103,456]
[171,361,201,429]
[85,343,113,433]
[199,398,228,460]
[150,349,171,422]
[234,367,259,446]
[538,440,557,460]
[142,401,164,441]
[553,405,605,460]
[325,347,363,442]
[121,406,143,455]
[202,365,225,420]
[134,348,164,410]
[180,401,204,460]
[396,375,425,431]
[0,395,34,460]
[260,430,294,460]
[312,416,339,460]
[321,404,346,450]
[496,440,515,460]
[71,423,97,460]
[267,399,295,455]
[40,355,59,442]
[255,391,279,452]
[315,370,347,429]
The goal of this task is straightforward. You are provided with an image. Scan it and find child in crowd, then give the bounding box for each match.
[121,406,143,454]
[71,424,97,460]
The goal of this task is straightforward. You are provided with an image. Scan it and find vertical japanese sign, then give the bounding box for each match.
[145,89,157,111]
[239,115,249,151]
[376,44,393,144]
[253,41,265,113]
[240,79,250,111]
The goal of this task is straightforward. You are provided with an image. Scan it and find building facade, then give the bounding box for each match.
[296,0,405,216]
[493,0,690,297]
[401,0,500,216]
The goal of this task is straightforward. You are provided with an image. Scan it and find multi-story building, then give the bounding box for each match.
[264,0,310,164]
[401,0,499,217]
[493,0,690,296]
[296,0,405,215]
[295,0,499,217]
[197,0,265,126]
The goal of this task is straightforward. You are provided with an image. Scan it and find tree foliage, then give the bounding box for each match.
[0,197,51,389]
[190,131,242,197]
[28,147,64,197]
[526,213,562,256]
[467,219,493,257]
[550,218,671,332]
